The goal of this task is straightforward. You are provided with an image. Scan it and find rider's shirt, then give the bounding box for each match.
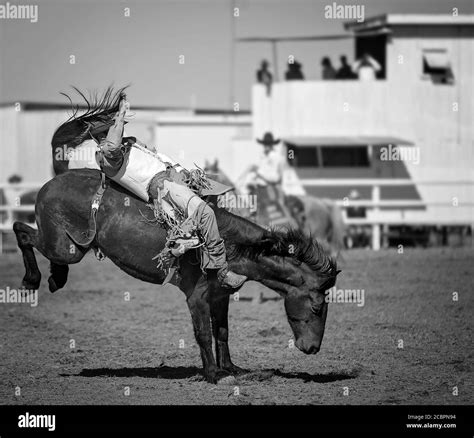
[256,149,284,185]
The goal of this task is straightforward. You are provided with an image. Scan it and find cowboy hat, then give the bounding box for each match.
[257,132,280,146]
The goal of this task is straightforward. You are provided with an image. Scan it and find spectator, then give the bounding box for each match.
[285,60,304,80]
[336,55,356,79]
[321,57,336,80]
[352,53,381,81]
[346,189,366,219]
[256,59,273,96]
[346,189,370,249]
[8,174,22,184]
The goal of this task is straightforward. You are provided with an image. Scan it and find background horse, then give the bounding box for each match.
[204,159,345,257]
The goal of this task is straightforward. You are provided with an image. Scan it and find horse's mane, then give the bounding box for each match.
[216,208,337,279]
[51,85,129,149]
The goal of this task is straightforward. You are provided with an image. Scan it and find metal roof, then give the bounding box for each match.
[283,136,415,147]
[345,14,474,32]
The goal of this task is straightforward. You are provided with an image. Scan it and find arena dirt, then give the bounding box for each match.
[0,248,472,405]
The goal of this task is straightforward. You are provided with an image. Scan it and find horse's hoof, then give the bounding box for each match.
[21,278,40,292]
[48,276,59,293]
[203,369,218,384]
[222,364,248,376]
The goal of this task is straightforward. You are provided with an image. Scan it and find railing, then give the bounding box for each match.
[301,178,474,249]
[1,180,473,253]
[0,183,40,252]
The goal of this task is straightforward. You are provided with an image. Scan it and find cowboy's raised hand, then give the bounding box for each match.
[119,97,130,115]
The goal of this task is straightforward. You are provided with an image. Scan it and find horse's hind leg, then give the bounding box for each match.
[14,220,86,293]
[48,263,69,293]
[13,222,41,291]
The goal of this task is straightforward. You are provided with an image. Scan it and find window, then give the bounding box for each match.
[321,146,370,167]
[287,144,319,167]
[422,49,454,84]
[285,144,370,168]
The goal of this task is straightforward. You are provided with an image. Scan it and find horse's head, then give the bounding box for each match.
[285,195,306,228]
[204,158,219,175]
[257,250,339,354]
[203,159,235,188]
[226,223,340,355]
[282,261,338,354]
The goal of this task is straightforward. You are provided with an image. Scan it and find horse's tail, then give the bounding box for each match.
[326,200,346,255]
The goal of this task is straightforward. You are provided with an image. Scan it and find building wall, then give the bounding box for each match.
[0,107,65,183]
[154,117,254,182]
[384,25,474,221]
[251,26,474,222]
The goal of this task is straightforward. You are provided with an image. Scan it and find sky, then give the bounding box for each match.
[0,0,472,110]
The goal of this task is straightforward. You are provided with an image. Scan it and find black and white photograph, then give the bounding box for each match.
[0,0,473,433]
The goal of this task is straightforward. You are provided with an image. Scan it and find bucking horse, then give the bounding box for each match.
[13,88,340,383]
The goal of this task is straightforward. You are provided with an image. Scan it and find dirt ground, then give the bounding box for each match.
[0,247,472,405]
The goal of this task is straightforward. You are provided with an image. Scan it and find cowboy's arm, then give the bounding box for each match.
[99,98,129,175]
[366,55,381,72]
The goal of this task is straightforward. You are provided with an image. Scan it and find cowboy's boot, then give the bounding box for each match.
[217,267,247,289]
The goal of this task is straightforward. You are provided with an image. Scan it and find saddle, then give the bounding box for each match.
[250,184,298,229]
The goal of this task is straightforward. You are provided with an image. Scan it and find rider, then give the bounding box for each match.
[87,95,247,289]
[242,132,285,203]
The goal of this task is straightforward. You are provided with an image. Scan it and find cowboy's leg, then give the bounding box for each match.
[148,173,178,222]
[156,179,246,289]
[193,202,247,288]
[196,203,227,271]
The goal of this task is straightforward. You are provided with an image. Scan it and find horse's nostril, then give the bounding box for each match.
[296,339,320,354]
[306,344,319,354]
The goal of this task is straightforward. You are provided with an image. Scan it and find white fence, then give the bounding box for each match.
[1,179,473,252]
[302,178,474,250]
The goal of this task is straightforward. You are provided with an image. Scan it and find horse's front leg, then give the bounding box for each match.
[185,274,218,383]
[210,286,247,375]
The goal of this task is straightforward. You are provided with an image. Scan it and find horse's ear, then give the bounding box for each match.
[214,158,218,167]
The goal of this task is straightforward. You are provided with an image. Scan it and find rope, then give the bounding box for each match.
[182,164,211,195]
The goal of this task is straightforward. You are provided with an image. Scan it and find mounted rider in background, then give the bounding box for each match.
[242,132,285,201]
